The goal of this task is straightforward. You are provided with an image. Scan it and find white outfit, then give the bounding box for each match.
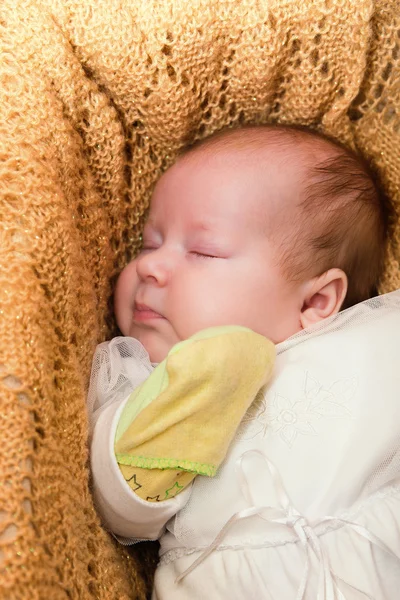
[89,290,400,599]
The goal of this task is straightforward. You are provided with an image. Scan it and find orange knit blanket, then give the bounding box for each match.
[1,0,399,597]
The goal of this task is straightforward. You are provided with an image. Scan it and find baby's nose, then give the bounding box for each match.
[135,249,170,286]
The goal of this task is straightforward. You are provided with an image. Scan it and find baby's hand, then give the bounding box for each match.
[115,325,275,501]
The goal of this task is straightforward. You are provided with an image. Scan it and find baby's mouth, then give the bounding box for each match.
[133,302,165,322]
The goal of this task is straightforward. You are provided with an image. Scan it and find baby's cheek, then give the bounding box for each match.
[114,262,138,333]
[175,297,223,339]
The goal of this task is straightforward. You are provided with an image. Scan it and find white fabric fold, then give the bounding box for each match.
[176,451,400,600]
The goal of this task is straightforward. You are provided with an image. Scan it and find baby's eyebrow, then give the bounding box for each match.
[144,217,219,235]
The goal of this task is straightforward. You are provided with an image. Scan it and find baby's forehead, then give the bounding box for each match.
[177,130,335,197]
[155,151,292,239]
[177,133,323,203]
[153,127,345,238]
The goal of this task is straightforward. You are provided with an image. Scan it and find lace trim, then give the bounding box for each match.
[116,453,217,476]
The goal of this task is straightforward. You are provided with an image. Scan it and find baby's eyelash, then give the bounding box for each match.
[189,251,218,259]
[140,244,158,253]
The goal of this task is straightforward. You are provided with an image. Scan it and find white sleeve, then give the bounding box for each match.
[90,396,193,541]
[87,337,153,434]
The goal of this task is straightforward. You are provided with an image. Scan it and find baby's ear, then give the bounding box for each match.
[299,269,348,329]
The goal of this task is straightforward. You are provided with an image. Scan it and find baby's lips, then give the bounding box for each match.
[133,302,165,320]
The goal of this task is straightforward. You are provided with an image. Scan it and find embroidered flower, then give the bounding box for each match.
[268,394,318,447]
[237,372,357,447]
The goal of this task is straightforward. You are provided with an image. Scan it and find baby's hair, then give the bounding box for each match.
[292,141,388,308]
[181,125,390,308]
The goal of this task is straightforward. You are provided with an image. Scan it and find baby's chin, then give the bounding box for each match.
[147,344,171,364]
[130,327,178,364]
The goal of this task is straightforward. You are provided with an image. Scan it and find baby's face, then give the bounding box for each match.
[115,150,302,362]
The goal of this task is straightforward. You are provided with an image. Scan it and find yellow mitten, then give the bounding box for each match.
[115,326,275,501]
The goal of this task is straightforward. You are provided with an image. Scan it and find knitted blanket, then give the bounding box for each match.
[1,0,399,598]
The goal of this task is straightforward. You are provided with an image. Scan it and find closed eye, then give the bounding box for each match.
[189,251,221,259]
[139,244,159,254]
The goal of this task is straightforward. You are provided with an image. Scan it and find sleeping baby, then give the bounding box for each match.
[88,125,400,599]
